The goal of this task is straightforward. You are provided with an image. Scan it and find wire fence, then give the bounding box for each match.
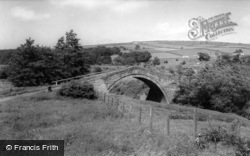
[95,91,243,140]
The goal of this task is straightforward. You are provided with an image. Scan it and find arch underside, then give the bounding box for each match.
[107,74,168,104]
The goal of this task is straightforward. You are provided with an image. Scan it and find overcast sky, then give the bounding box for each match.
[0,0,250,49]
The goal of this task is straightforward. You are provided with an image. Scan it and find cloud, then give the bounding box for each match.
[112,1,149,13]
[50,0,148,13]
[52,0,112,9]
[151,22,188,40]
[241,14,250,26]
[11,7,50,21]
[153,22,187,35]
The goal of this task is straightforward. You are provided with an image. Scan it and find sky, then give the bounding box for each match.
[0,0,250,49]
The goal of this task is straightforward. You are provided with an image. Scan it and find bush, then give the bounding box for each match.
[198,122,250,155]
[197,52,210,61]
[57,80,96,99]
[135,44,140,50]
[93,67,102,73]
[173,63,250,116]
[0,67,8,79]
[152,57,160,65]
[121,51,151,65]
[168,68,175,74]
[164,60,168,64]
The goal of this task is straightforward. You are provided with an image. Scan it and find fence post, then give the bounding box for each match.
[166,113,170,136]
[111,96,114,107]
[128,105,132,120]
[116,99,119,110]
[122,103,125,117]
[194,109,199,156]
[138,107,142,124]
[107,95,110,105]
[149,107,153,133]
[193,108,198,139]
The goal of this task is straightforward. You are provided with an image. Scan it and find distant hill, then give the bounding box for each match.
[95,40,250,59]
[1,40,250,65]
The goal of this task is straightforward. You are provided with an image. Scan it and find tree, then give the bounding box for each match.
[119,51,151,65]
[135,44,140,50]
[54,37,66,51]
[101,55,112,64]
[113,56,123,65]
[7,38,62,86]
[7,30,90,87]
[173,61,250,117]
[122,57,136,65]
[83,46,119,65]
[55,30,89,78]
[0,49,16,65]
[111,47,122,55]
[181,60,186,65]
[152,57,160,65]
[135,51,151,63]
[65,30,83,51]
[0,66,8,79]
[197,52,210,61]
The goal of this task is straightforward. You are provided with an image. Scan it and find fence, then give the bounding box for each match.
[52,67,127,85]
[95,91,246,155]
[96,91,242,140]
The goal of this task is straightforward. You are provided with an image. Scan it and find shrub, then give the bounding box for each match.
[0,67,8,79]
[164,60,168,64]
[152,57,160,65]
[57,80,96,99]
[135,44,140,50]
[173,63,250,116]
[93,67,102,73]
[197,52,210,61]
[198,121,250,155]
[168,68,175,74]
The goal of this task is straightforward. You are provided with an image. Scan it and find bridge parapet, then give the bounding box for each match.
[102,66,175,89]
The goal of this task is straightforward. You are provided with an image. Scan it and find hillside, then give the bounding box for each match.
[1,40,250,65]
[96,40,250,59]
[0,91,249,156]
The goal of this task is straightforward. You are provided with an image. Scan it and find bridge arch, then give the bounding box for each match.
[107,74,169,104]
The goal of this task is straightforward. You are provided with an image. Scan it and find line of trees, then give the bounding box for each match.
[6,30,90,86]
[0,30,155,86]
[2,30,124,86]
[113,51,152,65]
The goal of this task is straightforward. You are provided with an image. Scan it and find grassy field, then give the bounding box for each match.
[102,41,250,64]
[0,91,249,156]
[0,79,12,92]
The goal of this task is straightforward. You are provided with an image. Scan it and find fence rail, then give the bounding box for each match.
[52,67,128,85]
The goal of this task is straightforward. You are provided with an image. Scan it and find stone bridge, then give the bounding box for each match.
[81,66,177,104]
